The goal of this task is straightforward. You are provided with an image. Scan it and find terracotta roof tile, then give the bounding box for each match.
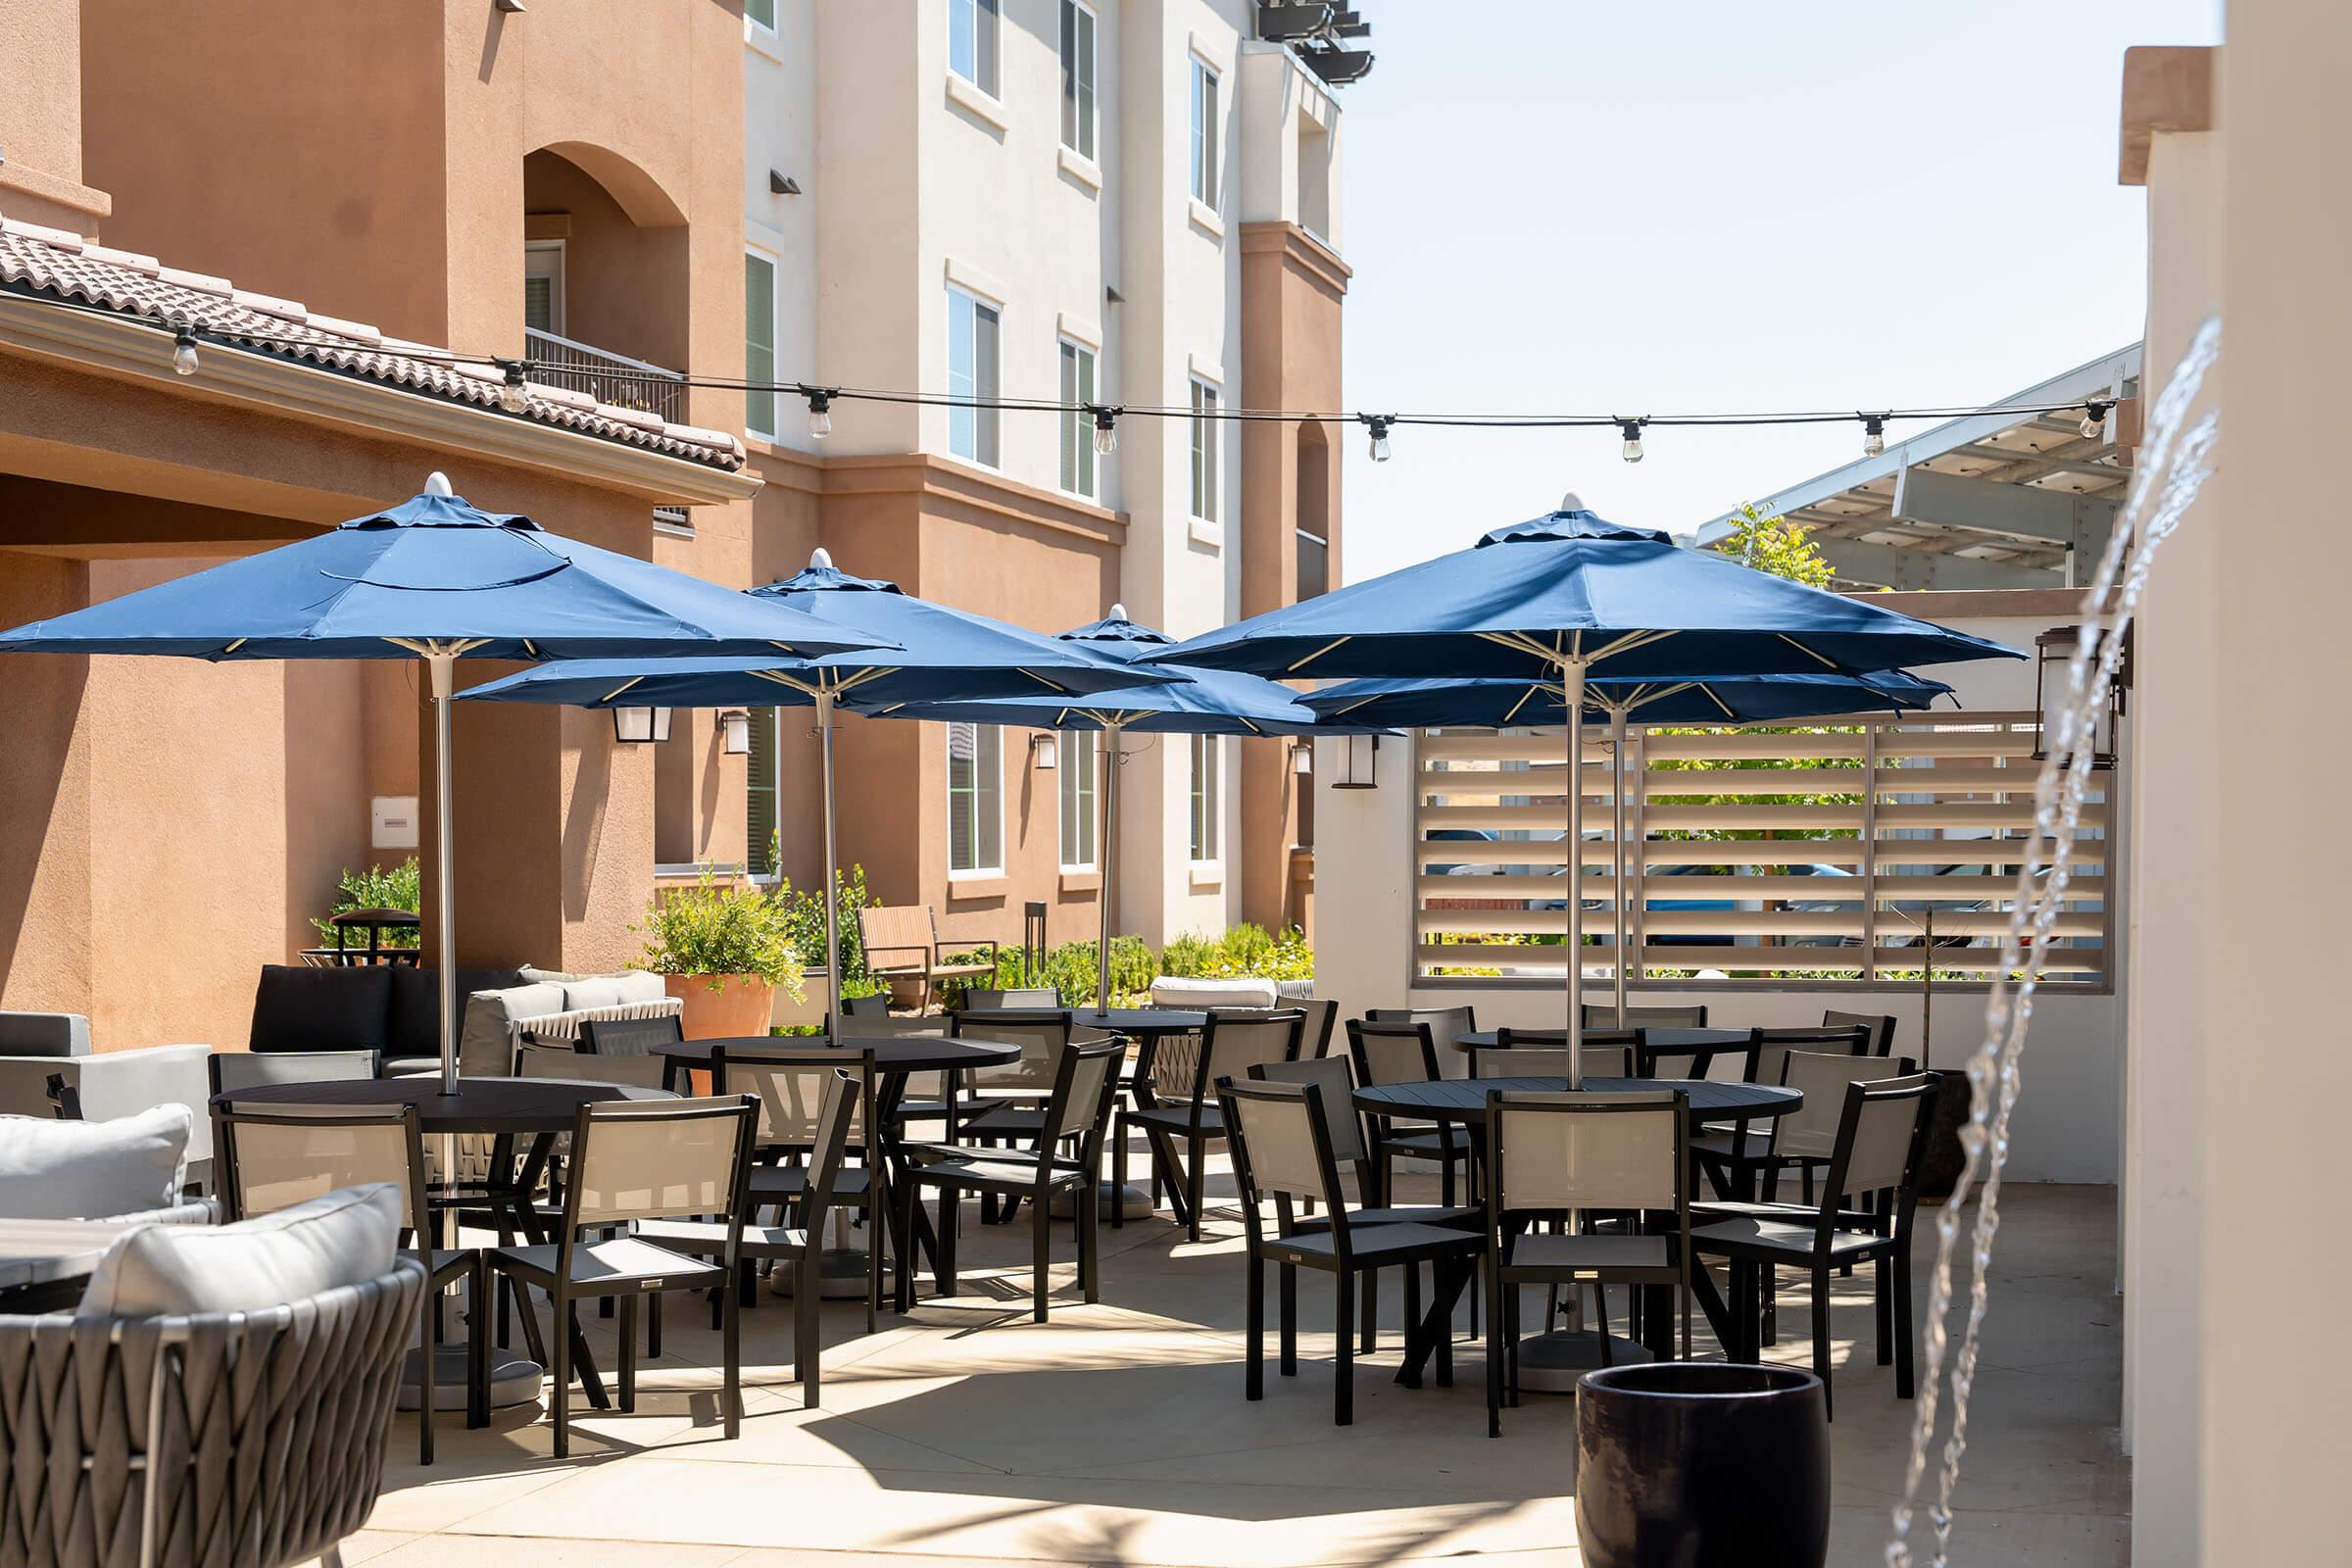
[0,217,745,470]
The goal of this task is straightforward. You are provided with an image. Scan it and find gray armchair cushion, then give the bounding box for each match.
[0,1011,89,1057]
[77,1183,400,1317]
[0,1103,191,1219]
[249,964,393,1054]
[388,965,522,1062]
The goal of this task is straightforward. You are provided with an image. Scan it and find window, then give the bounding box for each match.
[947,286,1002,466]
[1060,0,1098,161]
[1190,378,1220,522]
[746,707,780,878]
[948,722,1004,874]
[1189,58,1220,208]
[744,250,777,439]
[745,0,776,32]
[1296,527,1329,599]
[949,0,1001,96]
[1189,734,1221,863]
[1058,338,1099,498]
[1059,733,1098,869]
[523,241,565,335]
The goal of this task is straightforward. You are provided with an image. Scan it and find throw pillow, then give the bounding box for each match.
[0,1104,192,1219]
[612,970,671,1004]
[77,1183,401,1317]
[389,965,525,1061]
[518,964,583,986]
[559,977,627,1011]
[248,964,395,1054]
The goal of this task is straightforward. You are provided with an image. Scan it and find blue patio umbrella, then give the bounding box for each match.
[870,608,1391,1009]
[1150,499,2022,1079]
[0,476,897,1090]
[461,553,1183,1008]
[1303,668,1954,1023]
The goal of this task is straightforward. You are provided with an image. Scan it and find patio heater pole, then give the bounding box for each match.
[816,688,842,1019]
[429,650,460,1095]
[1608,702,1631,1031]
[1562,657,1586,1089]
[1095,721,1122,1011]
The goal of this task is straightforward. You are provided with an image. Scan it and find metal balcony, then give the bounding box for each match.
[523,327,686,424]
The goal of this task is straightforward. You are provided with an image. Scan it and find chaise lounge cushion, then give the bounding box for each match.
[77,1182,401,1317]
[387,964,523,1063]
[0,1104,192,1219]
[249,964,394,1054]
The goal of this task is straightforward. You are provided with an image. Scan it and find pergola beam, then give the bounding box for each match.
[1813,535,2059,592]
[1892,466,2120,545]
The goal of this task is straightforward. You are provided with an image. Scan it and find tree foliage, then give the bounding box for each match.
[1720,500,1834,589]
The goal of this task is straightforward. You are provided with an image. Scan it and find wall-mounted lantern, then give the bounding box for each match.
[2032,624,2129,769]
[719,709,752,757]
[1029,731,1060,770]
[1331,733,1380,790]
[612,706,672,745]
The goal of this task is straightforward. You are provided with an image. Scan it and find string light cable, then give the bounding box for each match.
[34,291,2129,458]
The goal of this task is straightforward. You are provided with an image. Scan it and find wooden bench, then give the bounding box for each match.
[857,905,999,1013]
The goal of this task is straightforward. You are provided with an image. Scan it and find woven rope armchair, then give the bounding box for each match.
[0,1258,425,1568]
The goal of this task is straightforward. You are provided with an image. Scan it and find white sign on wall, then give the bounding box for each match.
[371,796,419,850]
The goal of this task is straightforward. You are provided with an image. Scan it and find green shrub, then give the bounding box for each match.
[637,866,806,995]
[1157,923,1314,982]
[772,863,882,996]
[313,858,421,949]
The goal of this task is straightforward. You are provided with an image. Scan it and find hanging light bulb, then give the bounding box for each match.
[1861,414,1886,459]
[1091,406,1119,456]
[2080,400,2111,441]
[499,360,529,413]
[806,388,834,440]
[171,325,200,377]
[1364,415,1394,463]
[1618,418,1645,465]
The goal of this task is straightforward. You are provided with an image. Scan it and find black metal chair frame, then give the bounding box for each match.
[715,1044,887,1335]
[1346,1018,1472,1211]
[1115,1008,1307,1241]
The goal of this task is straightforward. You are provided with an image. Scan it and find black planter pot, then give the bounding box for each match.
[1913,1067,1974,1203]
[1575,1362,1830,1568]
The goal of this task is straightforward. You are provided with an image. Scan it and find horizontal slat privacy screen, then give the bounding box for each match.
[1413,710,2110,988]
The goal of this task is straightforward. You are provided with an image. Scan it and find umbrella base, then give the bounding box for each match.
[398,1344,542,1411]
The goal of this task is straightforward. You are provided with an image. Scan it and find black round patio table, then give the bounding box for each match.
[960,1006,1208,1039]
[210,1073,675,1130]
[649,1034,1019,1092]
[1450,1027,1755,1055]
[1353,1074,1799,1124]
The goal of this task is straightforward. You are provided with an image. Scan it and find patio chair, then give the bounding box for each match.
[1251,1053,1483,1351]
[212,1101,486,1464]
[1345,1018,1472,1211]
[1689,1072,1938,1420]
[841,991,890,1018]
[858,904,999,1012]
[486,1095,758,1457]
[1220,1076,1485,1426]
[634,1068,857,1407]
[1482,1089,1690,1437]
[515,1039,667,1089]
[896,1036,1125,1320]
[1364,1005,1475,1079]
[577,1012,685,1057]
[961,986,1061,1010]
[1637,1027,1759,1082]
[717,1045,886,1333]
[1822,1008,1898,1057]
[834,1011,956,1132]
[954,1008,1075,1214]
[1748,1023,1873,1093]
[1116,1008,1306,1240]
[208,1048,380,1096]
[1580,1003,1710,1030]
[1476,1026,1639,1080]
[0,1260,424,1568]
[1692,1050,1918,1205]
[1297,997,1341,1059]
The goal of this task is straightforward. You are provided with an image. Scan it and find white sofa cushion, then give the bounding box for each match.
[0,1104,191,1219]
[559,976,626,1010]
[612,970,669,1004]
[77,1183,400,1317]
[459,983,567,1076]
[1151,976,1280,1010]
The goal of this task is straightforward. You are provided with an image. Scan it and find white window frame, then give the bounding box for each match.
[1189,733,1222,867]
[1058,336,1100,500]
[947,284,1002,468]
[744,246,778,441]
[1060,0,1098,162]
[1189,56,1220,209]
[947,721,1005,877]
[744,0,778,41]
[1189,375,1221,523]
[1058,732,1099,871]
[949,0,1001,96]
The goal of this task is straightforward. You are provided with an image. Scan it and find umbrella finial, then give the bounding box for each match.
[423,471,456,498]
[1110,603,1128,622]
[1557,490,1586,514]
[810,547,835,570]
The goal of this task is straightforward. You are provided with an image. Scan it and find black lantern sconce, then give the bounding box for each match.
[2032,624,2130,770]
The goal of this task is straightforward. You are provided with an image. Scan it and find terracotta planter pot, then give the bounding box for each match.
[1576,1362,1830,1568]
[663,973,776,1041]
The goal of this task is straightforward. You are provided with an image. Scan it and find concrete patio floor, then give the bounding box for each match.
[327,1176,2124,1567]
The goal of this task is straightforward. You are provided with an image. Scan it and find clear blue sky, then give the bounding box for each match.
[1335,0,2223,579]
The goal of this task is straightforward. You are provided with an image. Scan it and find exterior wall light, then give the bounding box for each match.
[1332,732,1379,789]
[719,709,752,756]
[2032,624,2128,770]
[1030,731,1059,770]
[613,706,672,745]
[1292,739,1313,776]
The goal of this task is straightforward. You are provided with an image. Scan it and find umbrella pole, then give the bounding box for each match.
[1096,721,1122,1011]
[1563,661,1586,1089]
[1609,703,1630,1029]
[429,651,459,1095]
[817,689,842,1023]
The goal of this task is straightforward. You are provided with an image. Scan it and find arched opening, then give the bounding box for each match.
[521,145,692,421]
[1295,419,1331,600]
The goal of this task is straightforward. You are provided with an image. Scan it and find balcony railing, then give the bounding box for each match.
[523,327,686,424]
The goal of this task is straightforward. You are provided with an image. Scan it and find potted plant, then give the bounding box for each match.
[637,867,805,1039]
[1576,1362,1830,1567]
